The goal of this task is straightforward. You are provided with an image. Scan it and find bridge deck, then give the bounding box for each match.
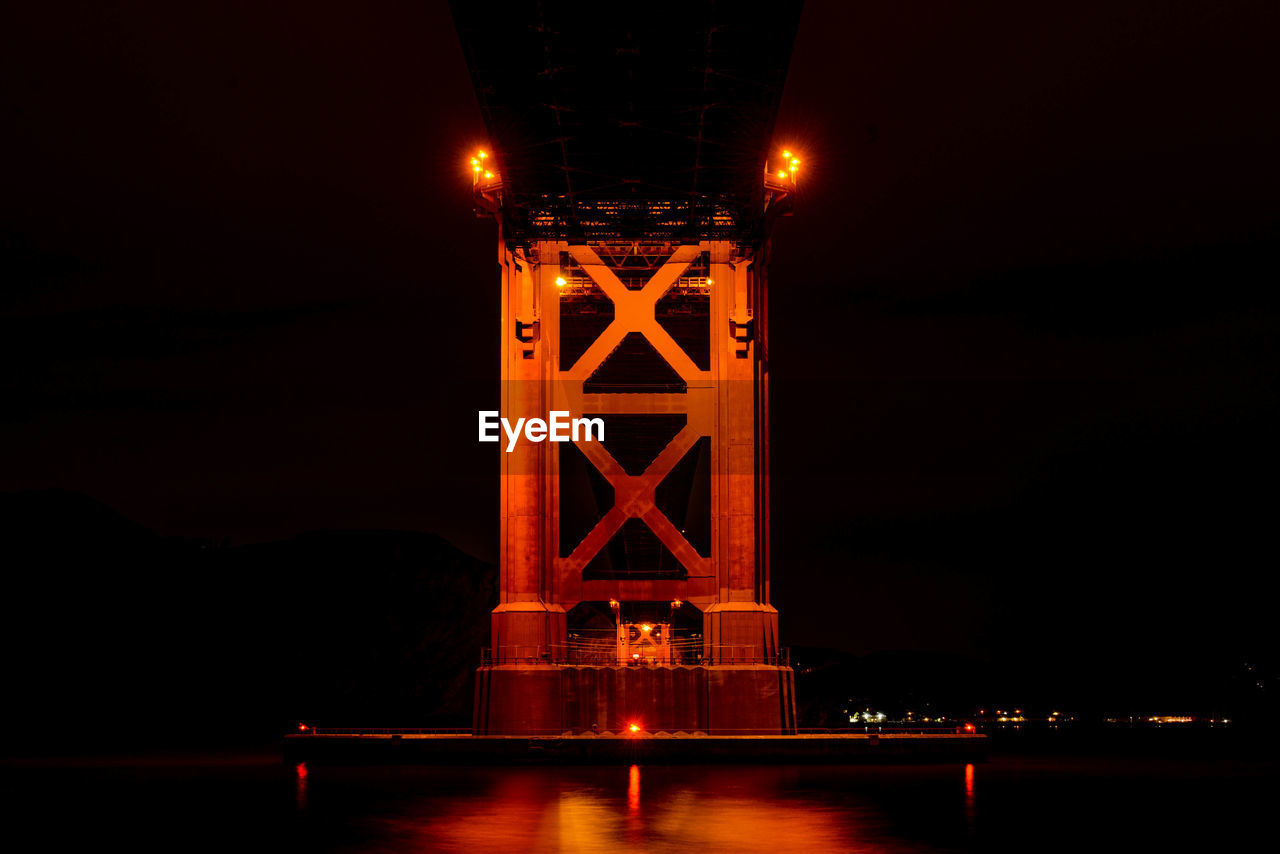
[451,0,804,237]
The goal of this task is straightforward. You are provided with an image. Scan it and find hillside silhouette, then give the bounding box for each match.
[1,490,496,752]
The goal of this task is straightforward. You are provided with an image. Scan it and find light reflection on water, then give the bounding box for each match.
[8,754,1277,853]
[963,762,976,828]
[333,765,943,853]
[295,762,308,812]
[627,763,640,813]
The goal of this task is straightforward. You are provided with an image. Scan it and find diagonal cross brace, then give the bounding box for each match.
[554,244,715,580]
[560,424,710,578]
[562,244,710,383]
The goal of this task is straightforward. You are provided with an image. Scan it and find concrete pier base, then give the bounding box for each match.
[474,664,797,735]
[283,732,988,765]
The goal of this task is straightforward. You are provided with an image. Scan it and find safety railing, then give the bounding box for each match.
[293,727,471,736]
[797,725,981,735]
[480,644,791,667]
[292,725,980,738]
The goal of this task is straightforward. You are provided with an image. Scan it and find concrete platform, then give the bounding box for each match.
[283,732,988,765]
[475,664,797,736]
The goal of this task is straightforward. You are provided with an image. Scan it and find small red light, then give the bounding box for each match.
[298,723,309,732]
[963,723,976,733]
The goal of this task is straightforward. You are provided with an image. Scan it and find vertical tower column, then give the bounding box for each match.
[491,238,567,662]
[704,243,780,665]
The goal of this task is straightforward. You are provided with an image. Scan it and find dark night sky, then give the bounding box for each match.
[3,1,1278,702]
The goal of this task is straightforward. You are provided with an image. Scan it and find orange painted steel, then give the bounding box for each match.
[471,165,796,736]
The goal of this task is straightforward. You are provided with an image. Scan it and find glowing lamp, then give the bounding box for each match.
[298,723,309,732]
[783,150,791,158]
[555,276,567,287]
[705,278,714,286]
[479,151,487,159]
[484,171,493,179]
[641,624,651,633]
[629,723,640,733]
[778,170,787,178]
[473,165,481,172]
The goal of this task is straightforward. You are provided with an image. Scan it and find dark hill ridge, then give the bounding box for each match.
[236,529,496,726]
[2,488,156,549]
[0,490,496,752]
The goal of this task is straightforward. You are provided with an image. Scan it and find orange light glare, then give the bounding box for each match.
[555,276,567,287]
[641,624,651,632]
[783,150,791,158]
[484,171,493,179]
[629,723,640,733]
[705,278,714,286]
[778,170,787,178]
[479,151,487,158]
[473,165,481,172]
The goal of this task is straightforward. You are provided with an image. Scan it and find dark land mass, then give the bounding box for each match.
[1,489,495,754]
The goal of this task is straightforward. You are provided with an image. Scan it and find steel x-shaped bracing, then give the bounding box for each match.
[553,243,714,585]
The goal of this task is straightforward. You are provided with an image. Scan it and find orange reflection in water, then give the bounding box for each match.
[295,762,308,812]
[396,767,859,852]
[964,763,976,826]
[627,765,641,813]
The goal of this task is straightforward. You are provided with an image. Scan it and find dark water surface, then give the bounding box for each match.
[4,753,1276,852]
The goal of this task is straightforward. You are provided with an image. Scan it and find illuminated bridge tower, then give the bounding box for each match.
[454,2,804,735]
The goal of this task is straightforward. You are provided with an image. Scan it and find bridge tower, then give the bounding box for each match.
[453,2,803,735]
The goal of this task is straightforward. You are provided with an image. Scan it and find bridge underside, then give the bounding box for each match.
[451,0,803,242]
